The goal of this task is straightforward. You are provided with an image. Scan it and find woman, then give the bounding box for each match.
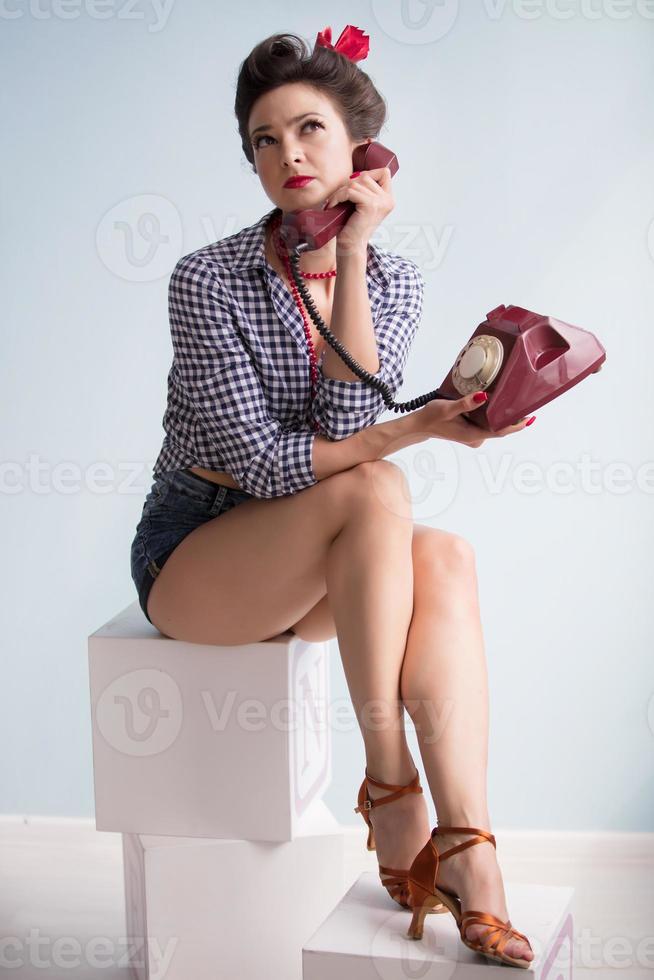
[130,26,535,968]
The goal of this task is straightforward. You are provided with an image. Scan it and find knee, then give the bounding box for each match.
[347,460,412,520]
[413,529,477,586]
[445,532,477,570]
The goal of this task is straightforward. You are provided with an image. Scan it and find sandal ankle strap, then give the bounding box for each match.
[353,766,423,814]
[431,825,496,860]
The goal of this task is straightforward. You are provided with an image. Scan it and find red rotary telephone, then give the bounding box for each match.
[277,142,606,430]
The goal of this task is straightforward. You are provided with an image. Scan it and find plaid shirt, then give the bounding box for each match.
[152,205,424,498]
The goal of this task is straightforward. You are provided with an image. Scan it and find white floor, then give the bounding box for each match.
[0,816,652,980]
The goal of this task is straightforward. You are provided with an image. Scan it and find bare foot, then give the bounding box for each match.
[365,769,431,904]
[430,830,534,963]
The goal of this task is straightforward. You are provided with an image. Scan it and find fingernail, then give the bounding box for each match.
[525,415,537,426]
[350,171,361,178]
[472,391,488,404]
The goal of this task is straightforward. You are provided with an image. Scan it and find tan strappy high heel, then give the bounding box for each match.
[406,825,534,968]
[354,766,447,913]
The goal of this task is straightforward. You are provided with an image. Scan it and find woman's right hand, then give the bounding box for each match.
[414,390,534,448]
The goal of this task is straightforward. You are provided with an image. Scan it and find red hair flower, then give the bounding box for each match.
[314,24,370,63]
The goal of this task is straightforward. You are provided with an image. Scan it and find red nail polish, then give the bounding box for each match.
[472,391,488,404]
[350,171,361,178]
[525,415,536,426]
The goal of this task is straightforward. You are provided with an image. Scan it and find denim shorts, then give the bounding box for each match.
[130,469,254,625]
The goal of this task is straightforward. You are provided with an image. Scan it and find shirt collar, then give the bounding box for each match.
[229,206,393,288]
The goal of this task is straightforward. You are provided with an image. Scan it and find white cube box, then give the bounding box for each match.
[303,873,574,980]
[88,602,331,841]
[122,797,345,980]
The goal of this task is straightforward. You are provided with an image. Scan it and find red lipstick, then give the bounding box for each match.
[283,176,315,188]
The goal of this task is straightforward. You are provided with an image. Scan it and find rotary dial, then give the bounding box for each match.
[451,335,504,395]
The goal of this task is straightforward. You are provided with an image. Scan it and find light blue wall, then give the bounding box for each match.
[1,0,652,830]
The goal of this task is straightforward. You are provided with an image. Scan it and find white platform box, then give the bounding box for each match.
[303,872,574,980]
[122,797,345,980]
[88,601,331,841]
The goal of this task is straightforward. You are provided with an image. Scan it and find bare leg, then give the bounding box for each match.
[325,463,431,873]
[399,532,533,961]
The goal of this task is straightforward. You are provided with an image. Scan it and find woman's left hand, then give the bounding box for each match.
[323,166,395,258]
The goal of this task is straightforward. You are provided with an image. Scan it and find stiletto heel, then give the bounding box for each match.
[354,766,447,913]
[407,883,445,939]
[407,825,534,968]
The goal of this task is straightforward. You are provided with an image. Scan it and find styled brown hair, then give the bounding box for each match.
[234,31,387,173]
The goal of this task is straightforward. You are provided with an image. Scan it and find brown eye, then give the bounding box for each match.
[253,118,325,149]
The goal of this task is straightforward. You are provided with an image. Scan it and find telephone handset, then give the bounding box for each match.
[279,140,445,415]
[279,141,399,251]
[278,141,606,430]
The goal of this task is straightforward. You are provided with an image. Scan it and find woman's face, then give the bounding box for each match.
[248,82,368,213]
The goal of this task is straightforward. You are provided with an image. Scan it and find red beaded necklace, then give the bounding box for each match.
[269,209,337,434]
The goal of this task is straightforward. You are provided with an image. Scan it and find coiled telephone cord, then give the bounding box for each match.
[288,245,448,414]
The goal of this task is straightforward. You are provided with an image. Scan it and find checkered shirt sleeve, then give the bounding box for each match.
[168,252,318,499]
